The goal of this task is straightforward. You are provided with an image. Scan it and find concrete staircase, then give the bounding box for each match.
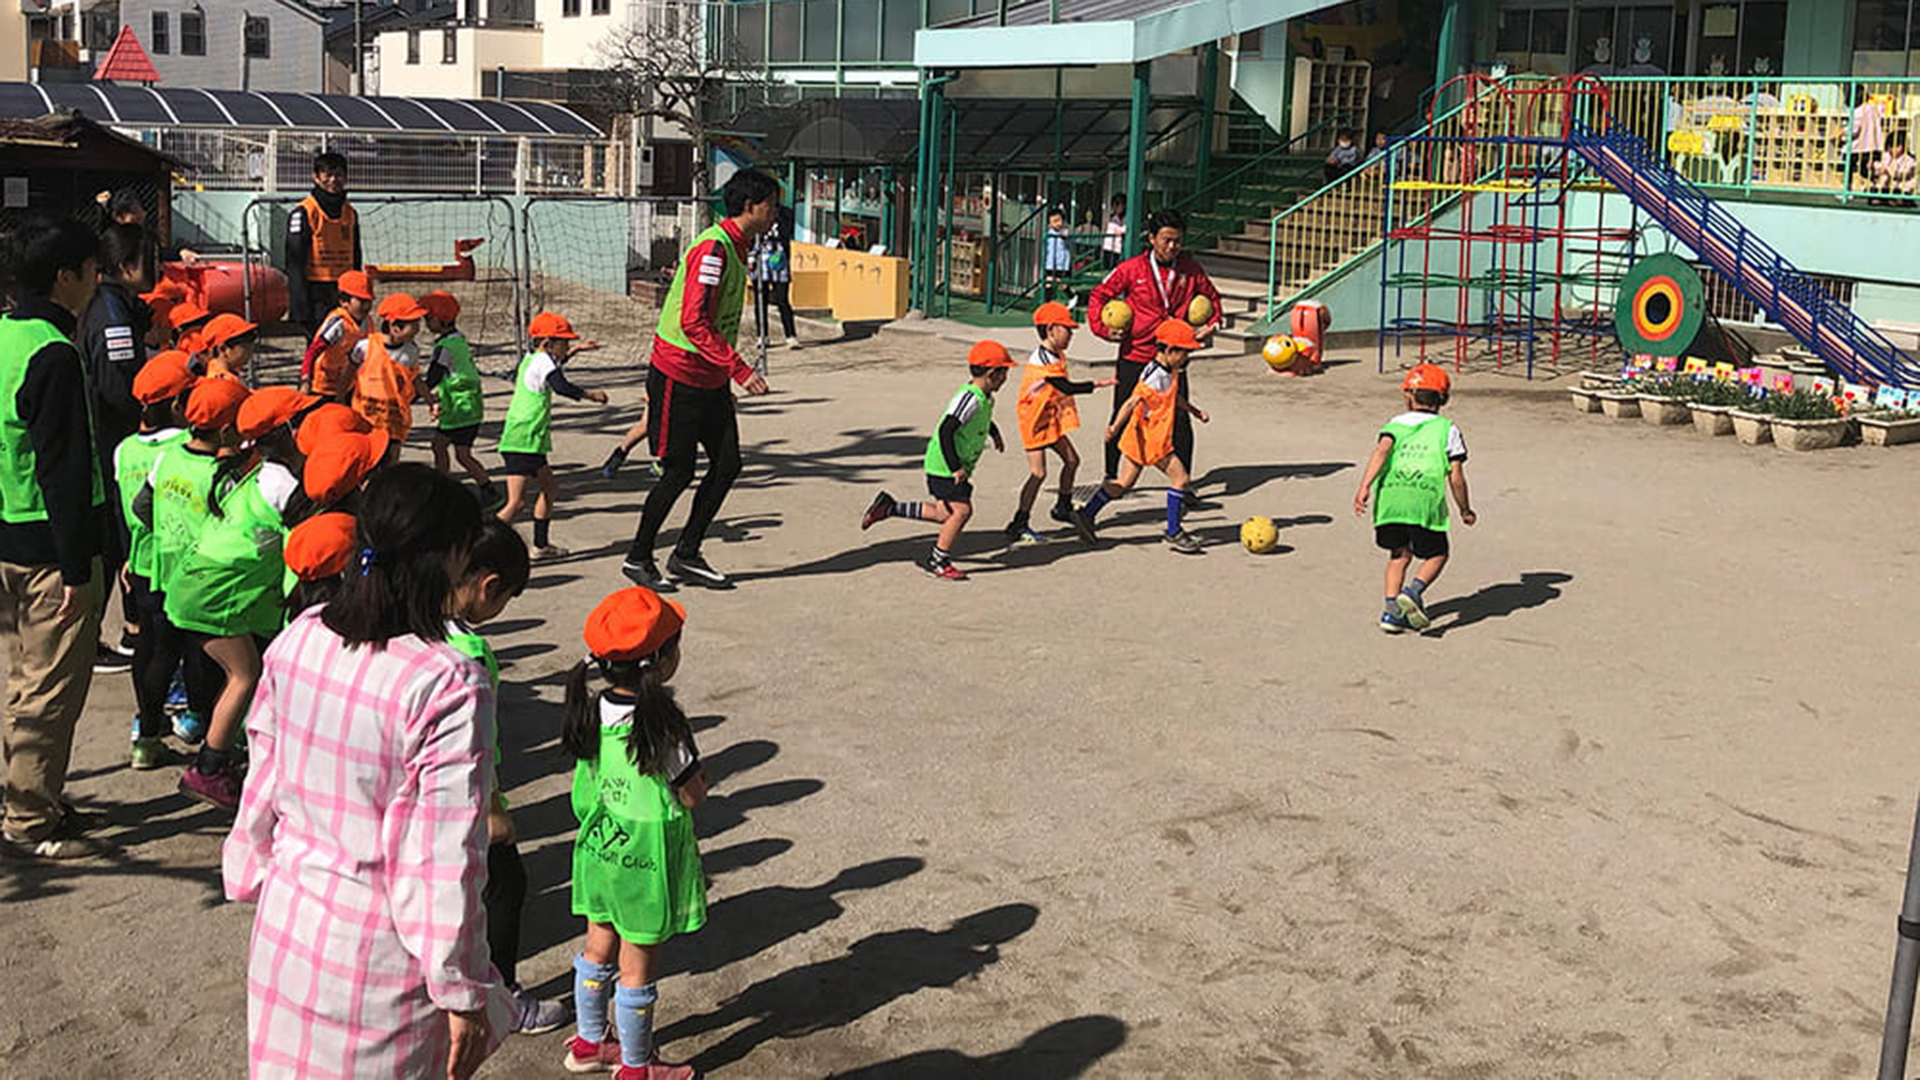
[1204,275,1277,356]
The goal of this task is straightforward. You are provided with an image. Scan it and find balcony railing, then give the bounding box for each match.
[1601,75,1920,208]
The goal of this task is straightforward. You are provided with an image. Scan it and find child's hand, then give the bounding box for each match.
[1194,408,1211,424]
[741,372,770,396]
[676,769,710,808]
[587,389,610,405]
[1353,488,1370,516]
[1094,377,1118,389]
[573,338,602,354]
[1461,509,1478,526]
[953,467,969,484]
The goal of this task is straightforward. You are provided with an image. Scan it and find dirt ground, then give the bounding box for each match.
[3,324,1918,1079]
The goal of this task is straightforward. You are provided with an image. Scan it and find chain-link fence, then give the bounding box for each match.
[521,196,706,369]
[150,128,613,196]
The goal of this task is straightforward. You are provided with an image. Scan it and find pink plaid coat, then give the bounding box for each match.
[223,609,512,1078]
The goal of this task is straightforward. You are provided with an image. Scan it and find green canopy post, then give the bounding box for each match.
[1125,60,1151,254]
[1197,42,1219,197]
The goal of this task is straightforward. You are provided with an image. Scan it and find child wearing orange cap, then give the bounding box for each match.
[283,511,357,617]
[201,313,260,381]
[1005,301,1116,544]
[859,341,1010,580]
[133,377,251,751]
[417,291,498,507]
[304,427,390,511]
[498,312,609,560]
[300,269,373,400]
[351,293,426,457]
[166,382,309,810]
[559,587,706,1080]
[1353,363,1475,633]
[119,353,213,769]
[1069,319,1211,554]
[168,302,213,369]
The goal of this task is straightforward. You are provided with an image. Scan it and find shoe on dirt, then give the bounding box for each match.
[621,559,676,592]
[532,544,572,561]
[510,986,570,1036]
[1069,509,1099,545]
[173,711,208,744]
[130,737,169,771]
[1396,590,1432,631]
[562,1036,622,1074]
[668,552,733,590]
[1380,611,1410,634]
[861,491,894,531]
[921,556,968,581]
[93,641,132,674]
[1164,530,1204,554]
[599,447,629,480]
[179,761,244,811]
[1049,503,1076,525]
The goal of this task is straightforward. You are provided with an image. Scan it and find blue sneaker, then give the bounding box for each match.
[173,711,208,745]
[1396,590,1432,631]
[165,675,188,716]
[1380,610,1410,634]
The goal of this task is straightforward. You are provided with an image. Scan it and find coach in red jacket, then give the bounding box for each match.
[1087,207,1223,488]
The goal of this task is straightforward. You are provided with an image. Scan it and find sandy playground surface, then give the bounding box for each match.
[3,321,1918,1079]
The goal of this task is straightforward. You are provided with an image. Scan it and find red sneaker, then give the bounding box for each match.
[179,762,243,811]
[562,1036,622,1074]
[861,490,894,531]
[921,557,968,581]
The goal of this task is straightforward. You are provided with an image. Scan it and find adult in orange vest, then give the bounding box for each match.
[351,294,425,457]
[285,152,363,337]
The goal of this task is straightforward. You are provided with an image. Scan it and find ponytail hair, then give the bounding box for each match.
[322,464,482,647]
[561,634,689,775]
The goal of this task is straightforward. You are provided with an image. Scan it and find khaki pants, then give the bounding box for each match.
[0,560,101,841]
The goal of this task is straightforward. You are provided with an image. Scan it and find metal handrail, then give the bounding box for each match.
[1174,115,1345,214]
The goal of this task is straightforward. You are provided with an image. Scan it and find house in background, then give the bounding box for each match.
[28,1,327,90]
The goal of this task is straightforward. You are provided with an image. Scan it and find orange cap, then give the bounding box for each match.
[283,512,358,581]
[183,377,251,430]
[419,290,460,322]
[237,386,321,440]
[202,312,259,350]
[132,351,197,405]
[527,311,579,341]
[303,429,390,505]
[967,340,1014,368]
[139,279,187,306]
[1403,363,1452,394]
[377,293,428,322]
[335,270,375,301]
[295,402,374,456]
[1154,319,1202,351]
[168,301,211,332]
[1032,301,1077,328]
[583,587,687,663]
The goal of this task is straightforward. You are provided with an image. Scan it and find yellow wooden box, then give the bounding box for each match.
[791,242,910,321]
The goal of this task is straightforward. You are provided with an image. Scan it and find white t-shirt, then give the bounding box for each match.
[1386,411,1468,461]
[350,338,419,369]
[256,461,301,514]
[1140,362,1175,394]
[521,351,559,394]
[943,386,983,426]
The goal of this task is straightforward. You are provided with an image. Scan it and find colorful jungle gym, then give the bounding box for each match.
[1375,74,1920,390]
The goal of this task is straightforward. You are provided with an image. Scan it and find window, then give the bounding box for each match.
[803,0,837,62]
[244,16,270,59]
[1855,0,1918,76]
[1696,1,1788,76]
[843,0,879,62]
[442,28,457,64]
[406,29,420,65]
[180,11,205,56]
[592,0,611,14]
[150,12,168,55]
[562,0,581,16]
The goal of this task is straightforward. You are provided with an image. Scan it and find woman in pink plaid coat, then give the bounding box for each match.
[223,465,512,1079]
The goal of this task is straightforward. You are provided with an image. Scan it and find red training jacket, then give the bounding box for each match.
[1086,251,1224,365]
[648,218,757,389]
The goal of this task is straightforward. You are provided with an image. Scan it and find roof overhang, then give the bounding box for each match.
[915,0,1338,69]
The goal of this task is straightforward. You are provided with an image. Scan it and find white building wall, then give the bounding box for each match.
[121,0,326,92]
[372,26,544,98]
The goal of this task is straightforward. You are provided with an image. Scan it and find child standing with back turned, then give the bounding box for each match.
[1353,363,1477,634]
[560,587,706,1080]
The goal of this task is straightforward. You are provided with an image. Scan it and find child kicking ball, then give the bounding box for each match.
[860,341,1012,580]
[1069,320,1210,554]
[1005,301,1115,543]
[1353,363,1477,633]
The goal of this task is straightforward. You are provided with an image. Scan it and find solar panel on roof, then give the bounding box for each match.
[420,99,496,133]
[366,98,442,131]
[205,89,282,126]
[315,95,391,129]
[259,93,335,127]
[97,86,171,123]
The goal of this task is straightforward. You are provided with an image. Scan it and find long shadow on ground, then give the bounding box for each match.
[1424,571,1574,637]
[828,1015,1129,1078]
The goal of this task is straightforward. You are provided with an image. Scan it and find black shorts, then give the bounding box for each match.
[926,473,974,503]
[498,451,548,477]
[1375,523,1450,559]
[437,423,480,447]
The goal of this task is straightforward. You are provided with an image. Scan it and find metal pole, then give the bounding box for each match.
[1877,795,1920,1080]
[1196,42,1219,196]
[1125,60,1150,255]
[354,0,364,96]
[943,102,956,317]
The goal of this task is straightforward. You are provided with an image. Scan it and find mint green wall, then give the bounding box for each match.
[1783,0,1851,76]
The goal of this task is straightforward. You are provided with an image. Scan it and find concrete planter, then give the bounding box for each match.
[1731,409,1773,445]
[1569,386,1603,413]
[1597,391,1642,419]
[1859,414,1920,446]
[1579,371,1623,390]
[1689,402,1735,436]
[1638,395,1692,425]
[1771,416,1849,452]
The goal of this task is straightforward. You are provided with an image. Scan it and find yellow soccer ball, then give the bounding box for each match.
[1100,299,1133,331]
[1262,334,1299,373]
[1240,516,1280,554]
[1186,294,1213,326]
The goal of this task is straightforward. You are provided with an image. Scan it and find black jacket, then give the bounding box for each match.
[77,277,149,458]
[0,298,104,585]
[285,186,364,325]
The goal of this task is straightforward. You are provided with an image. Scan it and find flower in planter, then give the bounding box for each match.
[1760,389,1842,421]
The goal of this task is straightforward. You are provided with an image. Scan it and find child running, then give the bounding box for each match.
[442,519,570,1036]
[1069,320,1210,554]
[1352,363,1476,633]
[300,269,373,400]
[352,293,426,459]
[497,312,609,560]
[1005,301,1115,543]
[418,290,498,507]
[859,341,1012,580]
[118,352,213,768]
[165,385,313,809]
[200,313,259,382]
[560,587,706,1080]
